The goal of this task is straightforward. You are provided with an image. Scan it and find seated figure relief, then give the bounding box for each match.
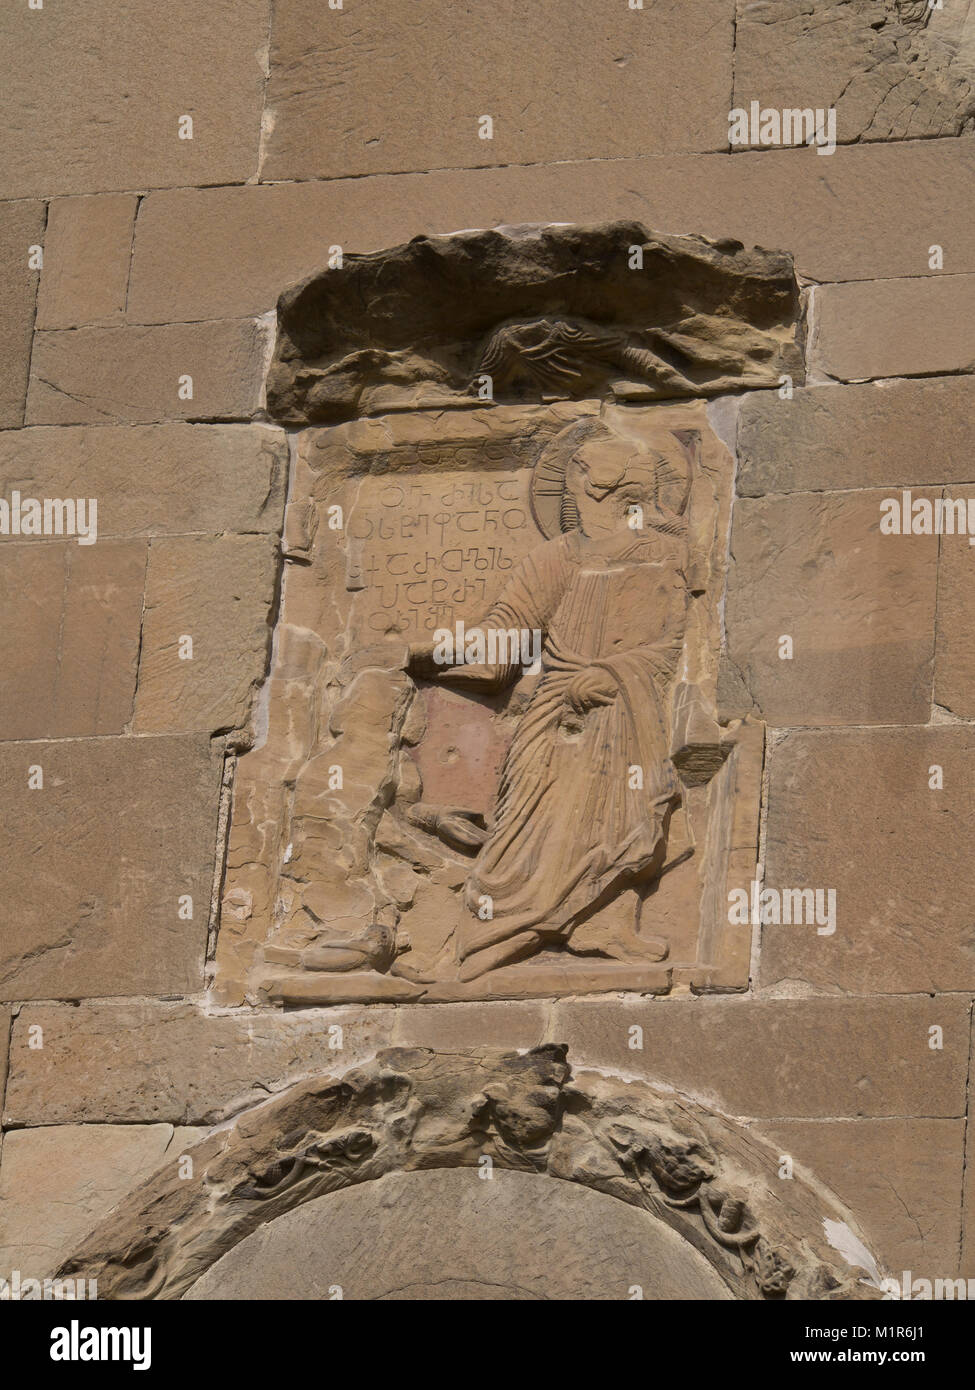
[403,418,695,982]
[215,223,784,1007]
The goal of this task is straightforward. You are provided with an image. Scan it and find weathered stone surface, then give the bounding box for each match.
[764,1119,965,1277]
[552,996,969,1117]
[0,0,268,198]
[738,379,975,496]
[268,222,801,426]
[761,727,975,995]
[0,540,146,740]
[815,277,975,382]
[58,1047,878,1301]
[217,401,758,1006]
[935,486,975,717]
[133,535,279,738]
[724,490,937,726]
[964,1016,975,1278]
[0,201,45,428]
[734,0,975,146]
[260,0,733,183]
[0,424,288,538]
[0,1007,9,1109]
[3,1003,395,1127]
[25,320,269,425]
[390,1001,547,1052]
[125,141,975,324]
[0,737,221,1002]
[35,195,138,329]
[187,1168,734,1300]
[0,1123,202,1279]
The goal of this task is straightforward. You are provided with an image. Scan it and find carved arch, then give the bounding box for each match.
[58,1046,882,1301]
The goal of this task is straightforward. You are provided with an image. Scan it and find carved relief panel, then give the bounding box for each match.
[213,223,802,1006]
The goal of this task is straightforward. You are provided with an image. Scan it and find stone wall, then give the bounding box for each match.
[2,0,974,1302]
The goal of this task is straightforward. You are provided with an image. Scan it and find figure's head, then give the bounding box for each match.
[563,436,660,537]
[530,417,695,540]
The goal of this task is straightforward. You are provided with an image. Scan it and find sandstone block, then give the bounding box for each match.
[815,277,975,382]
[2,1003,396,1126]
[764,1119,965,1279]
[734,0,975,146]
[0,1123,203,1280]
[25,320,269,425]
[35,195,138,329]
[186,1168,733,1301]
[552,995,969,1118]
[0,540,146,740]
[738,378,975,496]
[0,0,268,198]
[125,142,975,325]
[0,423,287,539]
[934,486,975,718]
[0,201,45,427]
[391,1001,548,1052]
[133,535,279,738]
[0,736,221,1002]
[260,0,732,182]
[724,490,937,725]
[761,727,975,995]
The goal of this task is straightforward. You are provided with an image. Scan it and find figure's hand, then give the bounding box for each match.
[565,666,617,714]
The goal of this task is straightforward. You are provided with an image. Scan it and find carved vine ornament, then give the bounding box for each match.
[58,1046,880,1301]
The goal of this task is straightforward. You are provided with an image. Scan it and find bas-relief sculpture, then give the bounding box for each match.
[57,1046,881,1301]
[214,222,801,1007]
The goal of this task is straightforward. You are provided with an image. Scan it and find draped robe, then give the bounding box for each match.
[457,528,687,973]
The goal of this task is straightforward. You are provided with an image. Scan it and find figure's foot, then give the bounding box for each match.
[588,930,669,964]
[457,929,543,981]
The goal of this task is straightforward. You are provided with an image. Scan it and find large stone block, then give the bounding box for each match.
[0,0,268,198]
[260,0,732,182]
[0,424,287,539]
[35,195,138,329]
[25,320,269,425]
[133,535,280,737]
[734,0,975,146]
[763,1119,965,1279]
[934,486,975,718]
[724,490,937,726]
[0,201,45,427]
[815,277,975,382]
[185,1168,734,1301]
[390,1001,548,1052]
[760,727,975,995]
[0,736,221,1002]
[2,1003,396,1126]
[738,378,975,497]
[0,1123,202,1280]
[552,995,969,1118]
[125,140,975,324]
[0,540,146,740]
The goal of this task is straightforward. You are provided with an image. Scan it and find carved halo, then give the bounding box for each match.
[530,418,697,540]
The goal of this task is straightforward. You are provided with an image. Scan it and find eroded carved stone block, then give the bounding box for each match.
[213,223,793,1007]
